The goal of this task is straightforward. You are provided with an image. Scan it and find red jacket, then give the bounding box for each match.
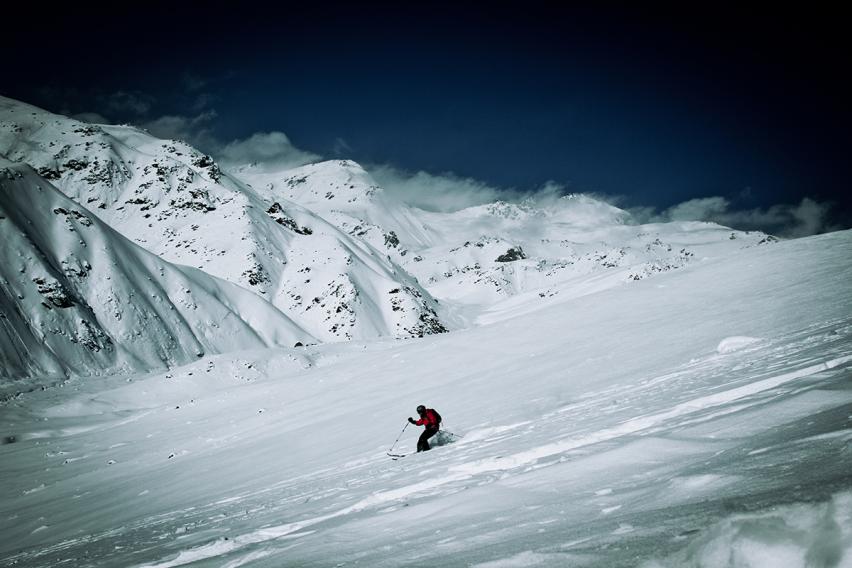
[415,409,440,429]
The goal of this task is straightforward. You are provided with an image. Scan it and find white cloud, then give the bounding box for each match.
[67,86,842,239]
[718,197,838,238]
[368,165,573,213]
[787,198,834,238]
[628,196,838,238]
[139,110,220,151]
[129,108,318,171]
[369,168,838,237]
[65,86,316,172]
[666,196,730,221]
[71,112,110,124]
[368,166,508,211]
[217,132,321,171]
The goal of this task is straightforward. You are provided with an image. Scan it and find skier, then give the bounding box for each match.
[408,404,441,452]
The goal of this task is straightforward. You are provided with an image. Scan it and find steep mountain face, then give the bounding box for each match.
[0,158,312,382]
[0,96,445,341]
[236,159,434,250]
[0,94,777,345]
[237,162,777,324]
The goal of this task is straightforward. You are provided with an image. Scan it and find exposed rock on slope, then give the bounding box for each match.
[237,159,777,320]
[0,95,776,339]
[0,158,312,381]
[0,96,446,342]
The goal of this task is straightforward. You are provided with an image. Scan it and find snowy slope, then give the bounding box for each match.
[2,95,780,339]
[237,159,435,249]
[410,198,778,325]
[0,96,445,341]
[238,159,777,325]
[1,229,849,567]
[0,158,311,387]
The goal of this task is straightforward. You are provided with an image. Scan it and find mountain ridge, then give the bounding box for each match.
[0,157,312,384]
[0,96,447,343]
[1,94,781,374]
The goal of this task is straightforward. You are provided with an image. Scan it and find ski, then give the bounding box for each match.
[387,452,409,459]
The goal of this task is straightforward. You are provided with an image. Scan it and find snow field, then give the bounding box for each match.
[1,230,851,566]
[2,95,851,567]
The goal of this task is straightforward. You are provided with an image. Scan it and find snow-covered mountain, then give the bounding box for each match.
[404,198,778,324]
[0,158,311,385]
[0,96,445,342]
[237,161,777,325]
[0,93,787,379]
[0,93,850,567]
[1,227,849,567]
[234,159,434,250]
[1,95,780,342]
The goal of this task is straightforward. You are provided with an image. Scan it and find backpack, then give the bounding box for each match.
[432,408,442,426]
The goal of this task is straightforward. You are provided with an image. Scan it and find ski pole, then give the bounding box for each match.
[388,421,409,453]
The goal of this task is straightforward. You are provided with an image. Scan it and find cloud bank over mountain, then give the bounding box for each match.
[65,87,840,238]
[628,196,839,238]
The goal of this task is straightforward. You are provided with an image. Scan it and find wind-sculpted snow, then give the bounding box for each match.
[643,492,852,567]
[0,96,446,342]
[1,230,850,567]
[0,158,311,385]
[716,335,762,354]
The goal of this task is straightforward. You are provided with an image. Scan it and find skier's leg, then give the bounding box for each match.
[417,430,429,451]
[419,427,438,451]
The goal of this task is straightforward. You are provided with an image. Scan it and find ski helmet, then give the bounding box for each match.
[416,405,426,414]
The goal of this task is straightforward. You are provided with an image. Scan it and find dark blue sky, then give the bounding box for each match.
[2,3,849,228]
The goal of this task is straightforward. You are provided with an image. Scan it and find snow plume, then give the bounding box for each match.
[369,166,505,211]
[140,110,221,151]
[217,131,321,171]
[61,82,318,170]
[72,111,110,124]
[369,165,566,212]
[630,196,839,238]
[138,113,319,171]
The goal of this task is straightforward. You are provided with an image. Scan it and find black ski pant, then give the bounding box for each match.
[417,426,439,452]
